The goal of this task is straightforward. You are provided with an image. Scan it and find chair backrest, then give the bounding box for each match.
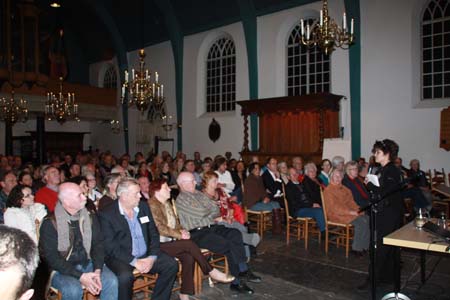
[319,187,329,226]
[432,168,446,187]
[281,183,290,219]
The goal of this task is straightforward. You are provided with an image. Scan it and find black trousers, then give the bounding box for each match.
[189,225,246,277]
[106,252,178,300]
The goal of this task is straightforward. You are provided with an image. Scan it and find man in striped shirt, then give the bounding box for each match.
[175,172,261,295]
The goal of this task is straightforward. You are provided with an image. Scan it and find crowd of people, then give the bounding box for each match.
[0,139,433,300]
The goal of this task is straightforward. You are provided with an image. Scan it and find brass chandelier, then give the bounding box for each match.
[0,90,28,125]
[300,0,355,55]
[45,77,79,124]
[121,49,164,112]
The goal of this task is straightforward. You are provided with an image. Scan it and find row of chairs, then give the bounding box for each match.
[46,250,228,299]
[245,186,354,258]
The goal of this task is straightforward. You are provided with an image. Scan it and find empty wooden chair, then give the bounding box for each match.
[245,207,272,240]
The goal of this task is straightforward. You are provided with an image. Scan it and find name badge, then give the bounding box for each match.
[140,216,150,224]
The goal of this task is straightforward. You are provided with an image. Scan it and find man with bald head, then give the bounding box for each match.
[39,182,118,300]
[176,172,260,295]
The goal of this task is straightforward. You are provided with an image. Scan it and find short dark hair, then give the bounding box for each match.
[0,170,15,182]
[248,162,260,174]
[213,157,227,170]
[0,225,39,298]
[18,171,32,184]
[371,139,399,162]
[6,184,28,208]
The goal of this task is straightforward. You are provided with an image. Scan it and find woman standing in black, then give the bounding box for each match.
[362,139,404,289]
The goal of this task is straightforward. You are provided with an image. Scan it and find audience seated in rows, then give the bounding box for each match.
[35,166,60,213]
[98,178,177,300]
[175,171,260,295]
[323,170,370,254]
[4,184,46,244]
[317,159,332,186]
[148,179,234,300]
[342,161,370,209]
[243,162,281,211]
[303,162,324,206]
[285,167,326,232]
[202,171,260,254]
[39,182,118,300]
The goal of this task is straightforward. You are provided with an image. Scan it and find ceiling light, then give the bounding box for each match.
[50,2,61,8]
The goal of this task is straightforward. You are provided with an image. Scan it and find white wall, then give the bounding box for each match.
[257,0,351,139]
[361,0,450,171]
[183,22,249,159]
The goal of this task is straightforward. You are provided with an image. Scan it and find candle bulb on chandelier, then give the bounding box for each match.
[306,24,310,40]
[145,69,149,80]
[132,69,135,79]
[125,70,129,82]
[152,83,155,97]
[155,72,159,83]
[300,19,304,36]
[320,10,323,26]
[122,85,125,98]
[351,18,354,35]
[161,84,164,97]
[343,12,347,31]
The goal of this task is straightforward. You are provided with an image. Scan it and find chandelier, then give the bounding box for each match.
[45,77,79,124]
[0,90,28,125]
[300,0,355,55]
[121,49,164,112]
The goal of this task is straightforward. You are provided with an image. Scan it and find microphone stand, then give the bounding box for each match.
[359,183,407,300]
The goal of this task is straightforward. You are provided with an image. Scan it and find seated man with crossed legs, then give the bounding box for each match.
[175,172,261,295]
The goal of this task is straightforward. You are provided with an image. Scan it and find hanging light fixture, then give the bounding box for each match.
[300,0,355,55]
[121,0,164,112]
[0,90,28,125]
[45,77,79,124]
[121,49,164,112]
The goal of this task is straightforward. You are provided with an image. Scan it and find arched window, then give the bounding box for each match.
[421,0,450,100]
[206,37,236,112]
[103,64,117,89]
[287,19,330,96]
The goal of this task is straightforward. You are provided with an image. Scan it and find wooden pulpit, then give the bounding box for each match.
[237,93,344,164]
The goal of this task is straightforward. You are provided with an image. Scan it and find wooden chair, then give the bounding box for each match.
[320,188,354,258]
[46,287,95,300]
[432,168,446,186]
[244,207,272,240]
[282,184,321,248]
[194,249,228,295]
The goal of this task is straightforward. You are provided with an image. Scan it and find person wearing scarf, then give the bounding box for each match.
[39,182,118,300]
[342,161,370,208]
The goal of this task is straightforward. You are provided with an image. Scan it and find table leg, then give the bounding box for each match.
[420,250,426,284]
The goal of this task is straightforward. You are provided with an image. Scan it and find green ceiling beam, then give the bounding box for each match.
[83,0,130,153]
[154,0,183,152]
[344,0,361,159]
[237,0,259,151]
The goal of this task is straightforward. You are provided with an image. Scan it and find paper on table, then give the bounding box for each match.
[366,174,380,187]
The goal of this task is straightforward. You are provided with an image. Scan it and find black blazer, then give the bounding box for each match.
[262,170,282,199]
[285,181,314,216]
[98,201,161,265]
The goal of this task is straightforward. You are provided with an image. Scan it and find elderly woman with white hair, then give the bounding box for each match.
[331,156,345,172]
[302,162,324,206]
[323,169,369,255]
